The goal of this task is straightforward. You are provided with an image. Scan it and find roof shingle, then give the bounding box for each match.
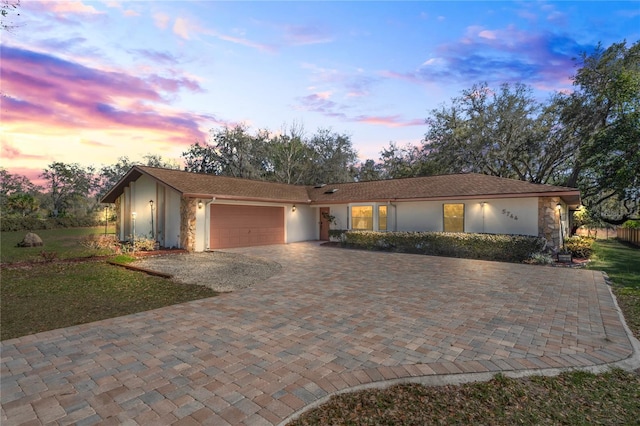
[101,166,580,207]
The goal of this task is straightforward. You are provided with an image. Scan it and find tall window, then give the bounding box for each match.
[378,205,387,231]
[443,203,464,232]
[351,206,373,230]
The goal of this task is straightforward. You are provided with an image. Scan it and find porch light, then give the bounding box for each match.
[149,200,154,208]
[556,203,562,210]
[198,200,203,209]
[292,205,297,212]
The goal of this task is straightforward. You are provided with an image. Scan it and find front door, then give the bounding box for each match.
[319,207,330,241]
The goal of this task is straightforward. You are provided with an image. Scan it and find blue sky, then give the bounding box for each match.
[1,1,639,183]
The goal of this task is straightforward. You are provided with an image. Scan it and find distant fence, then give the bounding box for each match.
[617,228,640,247]
[574,227,617,239]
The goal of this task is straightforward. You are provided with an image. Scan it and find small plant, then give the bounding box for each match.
[526,252,555,265]
[40,251,58,263]
[125,235,157,252]
[321,212,337,225]
[564,236,595,259]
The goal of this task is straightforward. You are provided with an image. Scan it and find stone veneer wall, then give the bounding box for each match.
[538,196,562,249]
[180,197,197,252]
[114,197,121,240]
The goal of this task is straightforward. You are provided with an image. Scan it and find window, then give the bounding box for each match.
[443,203,464,232]
[378,205,387,231]
[351,206,373,230]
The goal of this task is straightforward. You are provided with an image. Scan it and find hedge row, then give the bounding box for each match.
[337,230,547,263]
[1,217,102,232]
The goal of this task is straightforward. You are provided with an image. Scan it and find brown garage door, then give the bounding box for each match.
[210,204,285,249]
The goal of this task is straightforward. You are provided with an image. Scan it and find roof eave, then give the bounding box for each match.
[309,191,582,205]
[182,193,312,204]
[100,167,145,204]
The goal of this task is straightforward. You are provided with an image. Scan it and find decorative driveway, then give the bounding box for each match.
[1,242,637,425]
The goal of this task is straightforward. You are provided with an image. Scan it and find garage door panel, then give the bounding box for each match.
[210,205,284,249]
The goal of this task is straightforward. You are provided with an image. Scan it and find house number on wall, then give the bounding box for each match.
[502,209,518,221]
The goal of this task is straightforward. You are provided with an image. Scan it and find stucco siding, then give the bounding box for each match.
[286,204,317,243]
[480,197,538,236]
[395,201,442,232]
[164,189,181,248]
[391,197,539,236]
[128,175,157,240]
[327,204,349,230]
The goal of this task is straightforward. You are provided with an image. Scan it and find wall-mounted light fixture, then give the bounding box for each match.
[480,201,487,208]
[292,204,297,212]
[556,203,562,211]
[198,200,203,209]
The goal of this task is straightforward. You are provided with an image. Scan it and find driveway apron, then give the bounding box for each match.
[1,242,636,425]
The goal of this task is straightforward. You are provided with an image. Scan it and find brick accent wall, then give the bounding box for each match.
[180,197,197,252]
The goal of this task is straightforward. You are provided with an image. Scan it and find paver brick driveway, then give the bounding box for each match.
[1,242,636,425]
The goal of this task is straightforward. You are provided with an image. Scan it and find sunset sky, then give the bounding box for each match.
[1,1,638,185]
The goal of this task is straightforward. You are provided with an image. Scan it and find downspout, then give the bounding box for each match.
[204,197,216,251]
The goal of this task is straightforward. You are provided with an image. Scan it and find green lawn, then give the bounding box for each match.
[588,238,640,341]
[1,262,217,340]
[1,226,117,263]
[290,238,640,425]
[1,227,217,341]
[588,239,640,289]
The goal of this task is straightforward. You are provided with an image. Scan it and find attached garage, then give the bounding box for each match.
[210,204,285,249]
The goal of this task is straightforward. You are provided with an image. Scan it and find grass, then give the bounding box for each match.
[588,239,640,289]
[1,226,117,263]
[588,238,640,342]
[290,370,640,425]
[1,227,217,341]
[290,238,640,425]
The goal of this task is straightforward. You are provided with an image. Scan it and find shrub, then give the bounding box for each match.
[328,229,348,242]
[621,220,640,229]
[341,231,546,263]
[0,216,101,232]
[563,236,595,259]
[122,235,157,252]
[80,234,120,252]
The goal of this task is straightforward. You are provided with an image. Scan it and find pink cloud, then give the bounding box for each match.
[381,25,586,96]
[283,24,333,46]
[0,45,215,145]
[154,12,170,30]
[3,167,47,187]
[173,17,191,40]
[353,115,425,128]
[37,1,103,16]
